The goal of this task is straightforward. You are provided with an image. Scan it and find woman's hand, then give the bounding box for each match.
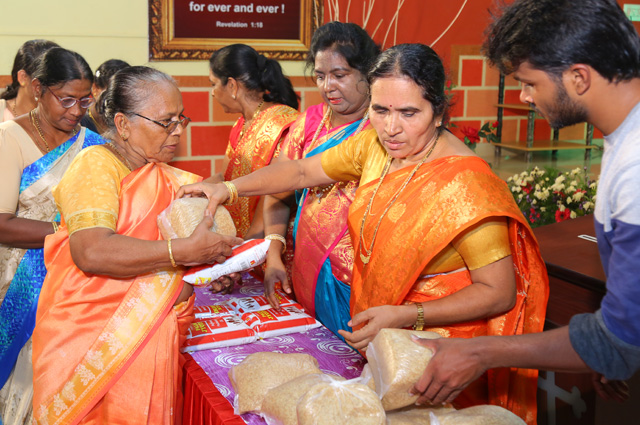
[181,213,243,265]
[591,373,630,403]
[338,305,417,350]
[176,182,230,215]
[263,246,291,309]
[210,273,242,295]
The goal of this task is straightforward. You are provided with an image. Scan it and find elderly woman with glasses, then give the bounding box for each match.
[0,47,106,425]
[30,66,243,424]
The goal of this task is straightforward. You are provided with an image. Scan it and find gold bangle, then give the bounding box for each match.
[413,303,425,331]
[52,222,59,233]
[167,238,177,268]
[222,181,238,205]
[264,234,286,253]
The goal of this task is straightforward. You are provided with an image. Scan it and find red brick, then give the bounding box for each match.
[212,100,241,123]
[181,91,210,123]
[215,158,226,174]
[460,59,483,87]
[501,119,519,142]
[466,89,500,117]
[448,90,464,118]
[484,64,501,87]
[168,160,211,178]
[191,125,232,156]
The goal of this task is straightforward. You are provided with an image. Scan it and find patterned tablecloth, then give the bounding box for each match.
[187,276,366,424]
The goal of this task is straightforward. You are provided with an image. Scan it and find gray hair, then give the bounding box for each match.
[100,66,177,139]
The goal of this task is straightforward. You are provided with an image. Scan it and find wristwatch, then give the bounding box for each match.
[413,303,424,331]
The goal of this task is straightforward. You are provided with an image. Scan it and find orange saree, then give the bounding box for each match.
[224,104,298,237]
[348,156,549,425]
[32,162,200,425]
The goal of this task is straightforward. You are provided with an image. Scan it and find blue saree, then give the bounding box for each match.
[0,128,105,388]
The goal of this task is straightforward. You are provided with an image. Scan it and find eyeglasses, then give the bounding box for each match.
[46,87,95,109]
[133,113,191,134]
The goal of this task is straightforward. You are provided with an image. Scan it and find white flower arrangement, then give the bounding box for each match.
[507,166,598,227]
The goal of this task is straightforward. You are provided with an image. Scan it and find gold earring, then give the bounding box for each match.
[232,94,236,100]
[121,133,128,141]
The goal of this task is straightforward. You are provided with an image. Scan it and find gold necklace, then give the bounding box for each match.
[10,99,18,116]
[238,100,264,141]
[30,109,78,153]
[107,142,134,171]
[358,135,439,265]
[312,107,370,203]
[30,110,50,152]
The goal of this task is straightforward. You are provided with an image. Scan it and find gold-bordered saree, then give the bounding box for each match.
[224,104,298,237]
[348,156,549,425]
[32,162,199,425]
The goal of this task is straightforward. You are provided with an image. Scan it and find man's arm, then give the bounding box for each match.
[410,326,588,405]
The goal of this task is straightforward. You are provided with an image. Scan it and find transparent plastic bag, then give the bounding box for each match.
[365,328,441,410]
[228,352,322,414]
[433,405,526,425]
[385,405,455,425]
[296,377,386,425]
[157,197,236,239]
[261,373,343,425]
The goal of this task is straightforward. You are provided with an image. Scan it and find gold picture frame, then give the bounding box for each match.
[149,0,322,61]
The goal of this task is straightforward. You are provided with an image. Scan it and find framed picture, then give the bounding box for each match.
[149,0,322,61]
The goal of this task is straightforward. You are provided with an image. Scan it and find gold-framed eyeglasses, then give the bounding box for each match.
[133,113,191,134]
[46,87,95,109]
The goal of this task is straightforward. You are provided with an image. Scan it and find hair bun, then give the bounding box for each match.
[257,54,267,70]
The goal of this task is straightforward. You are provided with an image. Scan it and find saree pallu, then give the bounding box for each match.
[348,156,548,425]
[291,107,368,337]
[224,104,298,237]
[32,162,199,425]
[0,129,104,424]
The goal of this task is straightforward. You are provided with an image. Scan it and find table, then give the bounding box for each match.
[182,278,366,424]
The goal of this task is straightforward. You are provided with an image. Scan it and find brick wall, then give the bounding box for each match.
[446,47,603,144]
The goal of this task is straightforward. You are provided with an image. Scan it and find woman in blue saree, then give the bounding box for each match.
[0,47,104,425]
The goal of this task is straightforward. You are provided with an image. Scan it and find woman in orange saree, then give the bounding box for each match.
[209,44,299,239]
[177,44,548,424]
[31,67,242,425]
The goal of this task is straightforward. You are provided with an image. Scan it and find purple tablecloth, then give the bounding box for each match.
[188,276,366,424]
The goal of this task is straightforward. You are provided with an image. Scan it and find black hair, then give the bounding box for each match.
[306,21,380,77]
[94,59,131,90]
[209,44,299,109]
[31,47,93,92]
[368,43,449,131]
[101,66,177,138]
[483,0,640,82]
[1,39,59,100]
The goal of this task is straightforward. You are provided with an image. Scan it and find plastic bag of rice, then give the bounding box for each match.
[434,405,526,425]
[296,377,386,425]
[229,352,322,414]
[157,197,236,239]
[366,328,441,410]
[193,304,236,319]
[261,373,344,425]
[385,405,456,425]
[241,304,321,339]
